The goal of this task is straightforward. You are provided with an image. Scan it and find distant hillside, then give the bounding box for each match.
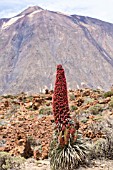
[0,6,113,94]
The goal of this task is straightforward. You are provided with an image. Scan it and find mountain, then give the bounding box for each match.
[0,6,113,94]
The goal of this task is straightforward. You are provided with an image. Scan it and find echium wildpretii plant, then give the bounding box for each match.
[49,65,88,170]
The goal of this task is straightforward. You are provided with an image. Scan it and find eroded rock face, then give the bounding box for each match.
[0,6,113,95]
[0,114,53,159]
[0,126,33,158]
[0,92,54,160]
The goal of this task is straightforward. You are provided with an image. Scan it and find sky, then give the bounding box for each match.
[0,0,113,24]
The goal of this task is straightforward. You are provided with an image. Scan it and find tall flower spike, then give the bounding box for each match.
[52,65,70,130]
[49,65,89,170]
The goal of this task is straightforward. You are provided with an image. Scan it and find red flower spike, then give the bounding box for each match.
[53,65,70,128]
[52,65,78,146]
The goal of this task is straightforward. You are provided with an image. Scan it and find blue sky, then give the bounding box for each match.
[0,0,113,23]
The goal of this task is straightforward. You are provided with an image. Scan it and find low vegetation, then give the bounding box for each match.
[0,152,25,170]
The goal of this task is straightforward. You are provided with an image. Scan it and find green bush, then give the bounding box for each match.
[109,98,113,108]
[89,104,103,115]
[0,152,25,170]
[70,105,78,111]
[69,93,75,101]
[103,91,113,98]
[39,106,52,115]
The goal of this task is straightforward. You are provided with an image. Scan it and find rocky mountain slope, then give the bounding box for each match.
[0,6,113,94]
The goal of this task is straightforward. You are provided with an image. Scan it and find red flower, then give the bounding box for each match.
[53,65,70,128]
[52,65,78,146]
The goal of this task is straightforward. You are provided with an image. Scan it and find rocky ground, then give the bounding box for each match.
[0,88,113,169]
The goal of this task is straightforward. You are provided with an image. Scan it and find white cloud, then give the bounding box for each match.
[74,0,113,23]
[0,9,22,18]
[0,0,113,23]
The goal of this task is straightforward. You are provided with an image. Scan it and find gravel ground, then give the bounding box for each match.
[20,159,113,170]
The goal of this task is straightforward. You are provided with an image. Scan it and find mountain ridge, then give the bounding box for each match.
[0,6,113,94]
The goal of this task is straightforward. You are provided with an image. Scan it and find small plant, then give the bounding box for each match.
[90,118,113,159]
[89,104,103,115]
[39,106,52,115]
[109,99,113,108]
[69,93,75,101]
[103,91,113,98]
[49,65,88,170]
[81,118,88,123]
[84,97,94,104]
[3,94,14,99]
[70,105,78,112]
[27,135,36,146]
[0,152,25,170]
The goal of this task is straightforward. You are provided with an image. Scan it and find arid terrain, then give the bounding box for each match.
[0,88,113,169]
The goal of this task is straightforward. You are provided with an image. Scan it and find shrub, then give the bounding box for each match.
[39,106,52,115]
[69,93,75,101]
[108,97,113,108]
[0,152,25,170]
[103,91,113,98]
[89,104,103,115]
[70,105,78,111]
[90,118,113,159]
